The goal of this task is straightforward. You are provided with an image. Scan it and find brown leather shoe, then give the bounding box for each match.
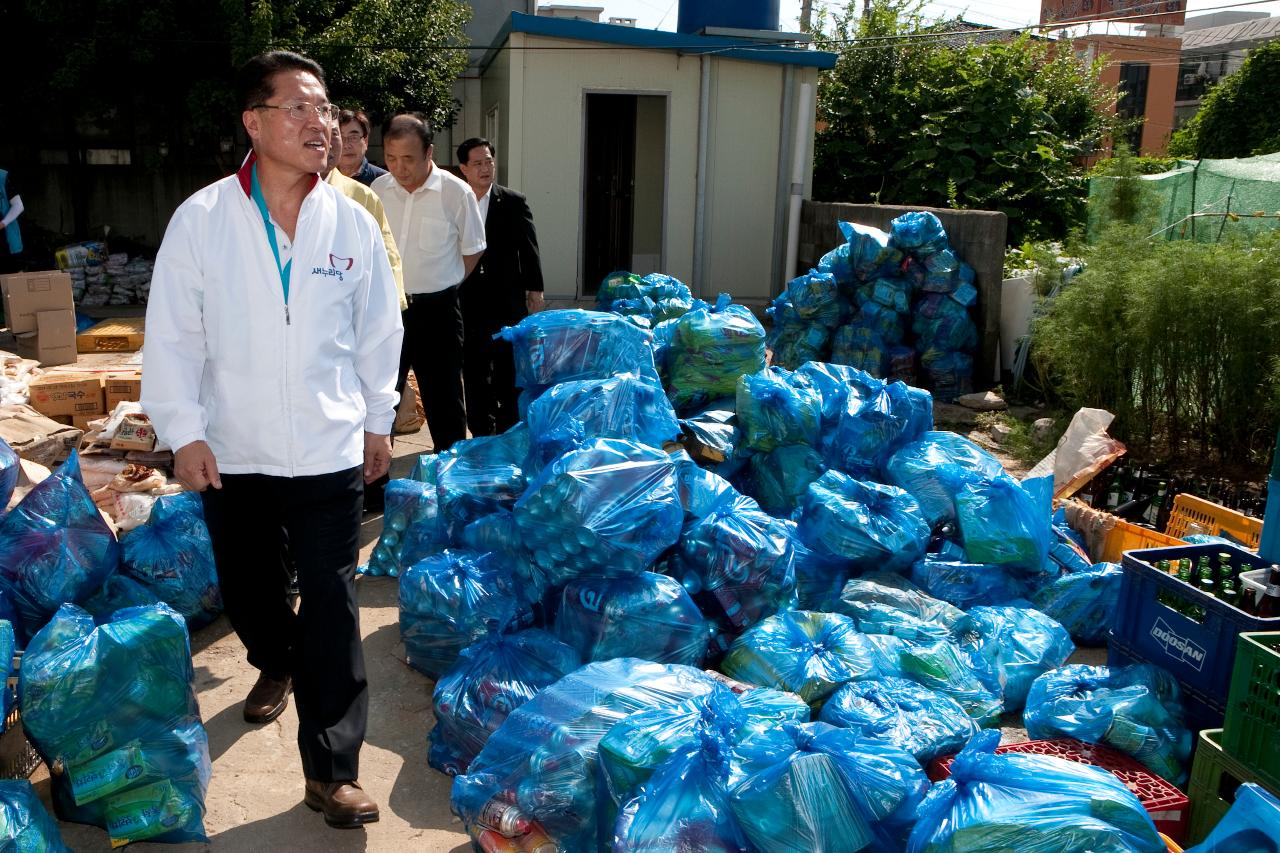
[303,779,380,828]
[243,674,290,724]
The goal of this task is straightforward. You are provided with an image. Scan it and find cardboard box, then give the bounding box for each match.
[0,404,82,468]
[110,413,157,452]
[0,270,74,334]
[29,374,105,417]
[13,309,78,367]
[71,413,102,431]
[77,317,145,353]
[104,372,143,409]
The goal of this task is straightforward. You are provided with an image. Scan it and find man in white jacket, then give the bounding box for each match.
[141,51,402,829]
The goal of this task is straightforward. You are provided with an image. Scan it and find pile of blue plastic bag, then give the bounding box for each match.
[20,603,211,847]
[768,212,979,399]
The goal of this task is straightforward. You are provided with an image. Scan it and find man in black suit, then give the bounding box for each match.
[457,137,545,435]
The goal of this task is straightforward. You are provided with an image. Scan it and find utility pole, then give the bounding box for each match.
[801,0,813,32]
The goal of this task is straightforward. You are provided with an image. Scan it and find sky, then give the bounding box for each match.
[590,0,1279,33]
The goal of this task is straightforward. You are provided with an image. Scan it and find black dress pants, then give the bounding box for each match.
[397,287,467,453]
[201,466,367,783]
[460,284,523,437]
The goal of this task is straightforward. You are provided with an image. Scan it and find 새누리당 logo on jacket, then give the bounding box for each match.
[312,253,354,281]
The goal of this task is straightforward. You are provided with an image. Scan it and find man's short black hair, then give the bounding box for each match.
[339,109,372,138]
[457,137,495,165]
[236,51,328,113]
[384,113,434,154]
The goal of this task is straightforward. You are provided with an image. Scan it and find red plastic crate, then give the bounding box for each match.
[926,737,1191,844]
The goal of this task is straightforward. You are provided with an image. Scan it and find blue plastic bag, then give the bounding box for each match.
[451,660,723,853]
[920,349,974,401]
[798,471,930,571]
[437,424,530,539]
[410,452,440,484]
[0,436,17,511]
[363,478,446,577]
[913,296,978,352]
[911,553,1040,610]
[889,211,949,257]
[885,431,1008,528]
[117,493,222,629]
[818,241,855,287]
[783,270,843,327]
[746,444,826,517]
[858,301,907,345]
[889,638,1005,725]
[790,532,852,611]
[955,476,1051,573]
[951,606,1074,712]
[1031,562,1123,645]
[1185,782,1280,853]
[20,603,211,847]
[841,221,904,282]
[1023,664,1193,785]
[678,400,743,471]
[0,452,120,643]
[676,490,797,632]
[554,572,709,668]
[0,779,71,850]
[831,324,888,377]
[720,611,881,707]
[735,367,823,453]
[667,295,768,412]
[821,381,932,481]
[818,676,978,764]
[728,721,930,853]
[497,309,660,390]
[514,439,683,584]
[831,573,965,641]
[907,729,1166,853]
[398,549,529,679]
[525,374,680,474]
[429,626,581,776]
[613,729,753,853]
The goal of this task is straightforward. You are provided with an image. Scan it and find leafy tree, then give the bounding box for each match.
[1167,41,1280,159]
[813,0,1115,244]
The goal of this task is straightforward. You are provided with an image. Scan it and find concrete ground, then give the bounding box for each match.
[28,415,1106,851]
[35,424,472,852]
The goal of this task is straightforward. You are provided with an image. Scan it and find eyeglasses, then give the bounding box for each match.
[253,102,340,123]
[341,131,366,143]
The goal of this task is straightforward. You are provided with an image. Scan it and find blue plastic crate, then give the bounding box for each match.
[1108,543,1280,731]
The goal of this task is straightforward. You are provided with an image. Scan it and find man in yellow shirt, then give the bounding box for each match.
[324,121,407,312]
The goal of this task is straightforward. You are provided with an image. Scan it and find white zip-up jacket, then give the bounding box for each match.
[141,154,404,478]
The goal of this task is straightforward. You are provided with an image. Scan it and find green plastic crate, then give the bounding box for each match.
[1222,632,1280,791]
[1187,729,1277,844]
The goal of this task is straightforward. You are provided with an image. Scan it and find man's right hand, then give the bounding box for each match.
[174,440,223,492]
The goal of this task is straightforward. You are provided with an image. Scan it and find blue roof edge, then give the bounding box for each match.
[479,11,838,73]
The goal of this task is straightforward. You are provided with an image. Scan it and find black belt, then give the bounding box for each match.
[405,285,457,304]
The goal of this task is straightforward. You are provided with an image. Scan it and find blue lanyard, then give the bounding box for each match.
[249,164,292,303]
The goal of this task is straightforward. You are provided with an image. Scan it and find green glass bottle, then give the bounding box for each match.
[1178,559,1193,584]
[1219,581,1240,609]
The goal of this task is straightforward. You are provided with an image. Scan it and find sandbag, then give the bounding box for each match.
[0,452,120,642]
[1023,664,1192,785]
[554,572,709,668]
[720,610,880,707]
[818,676,979,764]
[20,603,211,847]
[798,471,930,571]
[398,549,529,679]
[429,627,581,776]
[514,439,683,585]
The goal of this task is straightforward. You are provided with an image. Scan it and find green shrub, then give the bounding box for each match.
[1032,226,1280,473]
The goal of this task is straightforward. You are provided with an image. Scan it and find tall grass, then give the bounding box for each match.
[1033,225,1280,475]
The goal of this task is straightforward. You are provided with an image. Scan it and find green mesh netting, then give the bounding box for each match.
[1089,152,1280,241]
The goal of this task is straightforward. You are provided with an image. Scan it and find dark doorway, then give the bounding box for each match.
[583,94,637,294]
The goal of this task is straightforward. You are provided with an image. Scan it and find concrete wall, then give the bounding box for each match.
[799,201,1007,389]
[631,95,667,273]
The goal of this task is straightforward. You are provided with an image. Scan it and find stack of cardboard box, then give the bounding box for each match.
[27,370,143,433]
[0,271,77,366]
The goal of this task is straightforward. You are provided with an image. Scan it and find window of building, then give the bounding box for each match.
[1117,61,1150,152]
